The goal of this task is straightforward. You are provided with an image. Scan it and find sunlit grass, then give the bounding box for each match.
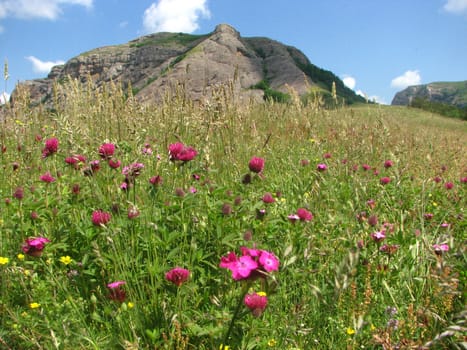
[0,80,465,349]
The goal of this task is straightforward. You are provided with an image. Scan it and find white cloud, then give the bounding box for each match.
[26,56,65,74]
[142,0,210,34]
[390,70,421,89]
[443,0,467,14]
[0,91,10,104]
[342,75,356,90]
[0,0,92,20]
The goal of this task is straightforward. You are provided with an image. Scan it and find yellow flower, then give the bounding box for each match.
[17,253,25,260]
[370,324,376,331]
[346,327,356,335]
[29,302,41,309]
[0,256,9,265]
[127,302,135,309]
[219,345,230,350]
[59,256,72,265]
[268,338,277,347]
[432,202,438,207]
[257,291,267,297]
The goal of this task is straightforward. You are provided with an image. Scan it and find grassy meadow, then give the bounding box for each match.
[0,81,466,349]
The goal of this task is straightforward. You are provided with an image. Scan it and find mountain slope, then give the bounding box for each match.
[391,81,467,108]
[12,24,366,106]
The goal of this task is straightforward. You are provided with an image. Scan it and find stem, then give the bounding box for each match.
[222,283,249,347]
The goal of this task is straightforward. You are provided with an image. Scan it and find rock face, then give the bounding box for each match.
[12,23,364,106]
[391,81,467,108]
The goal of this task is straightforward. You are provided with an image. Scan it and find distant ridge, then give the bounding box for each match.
[391,81,467,108]
[12,23,365,107]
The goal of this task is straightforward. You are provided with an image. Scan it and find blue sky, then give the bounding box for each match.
[1,0,467,104]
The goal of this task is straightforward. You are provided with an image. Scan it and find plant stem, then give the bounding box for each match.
[221,283,249,347]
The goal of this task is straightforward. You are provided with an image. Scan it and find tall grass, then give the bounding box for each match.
[0,79,465,349]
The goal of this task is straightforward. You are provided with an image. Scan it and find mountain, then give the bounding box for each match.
[11,24,365,107]
[391,81,467,108]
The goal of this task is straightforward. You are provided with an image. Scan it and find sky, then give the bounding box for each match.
[1,0,467,105]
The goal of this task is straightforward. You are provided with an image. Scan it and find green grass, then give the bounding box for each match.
[0,80,465,349]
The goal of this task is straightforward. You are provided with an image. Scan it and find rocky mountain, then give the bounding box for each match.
[391,81,467,108]
[12,24,365,107]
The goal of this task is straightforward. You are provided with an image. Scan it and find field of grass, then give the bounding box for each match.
[0,81,466,349]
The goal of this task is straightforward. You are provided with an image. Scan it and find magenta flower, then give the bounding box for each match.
[22,237,51,257]
[90,160,100,173]
[65,155,86,169]
[42,137,58,158]
[424,213,434,220]
[248,157,265,173]
[91,210,111,226]
[220,247,279,281]
[433,243,449,255]
[122,162,144,179]
[259,251,279,272]
[362,164,371,171]
[13,187,24,200]
[370,231,386,242]
[317,163,327,172]
[40,172,55,183]
[296,208,313,222]
[384,160,393,168]
[444,182,454,190]
[380,177,391,185]
[149,175,163,186]
[323,153,332,159]
[461,177,467,184]
[165,267,190,287]
[262,192,275,204]
[108,158,121,169]
[107,280,126,302]
[168,142,197,162]
[287,214,300,223]
[244,292,268,317]
[99,143,115,159]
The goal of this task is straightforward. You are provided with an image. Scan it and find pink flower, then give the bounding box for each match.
[433,176,442,183]
[40,172,55,183]
[165,267,190,287]
[90,160,100,173]
[220,247,279,281]
[168,142,197,162]
[108,158,121,169]
[296,208,313,222]
[99,143,115,159]
[65,155,86,169]
[107,280,126,302]
[13,187,24,200]
[258,251,279,272]
[362,164,371,171]
[248,157,265,173]
[460,177,467,184]
[323,153,332,159]
[287,214,300,223]
[91,210,111,226]
[384,160,393,168]
[380,177,391,185]
[424,213,434,220]
[317,163,327,172]
[433,244,449,255]
[149,175,163,186]
[42,138,58,158]
[22,237,51,257]
[370,231,386,242]
[444,182,454,190]
[127,206,140,219]
[262,192,275,204]
[244,292,268,317]
[122,163,144,179]
[367,199,376,209]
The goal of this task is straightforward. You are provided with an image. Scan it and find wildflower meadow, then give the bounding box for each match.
[0,81,466,349]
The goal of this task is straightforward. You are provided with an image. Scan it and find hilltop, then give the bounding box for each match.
[11,24,365,107]
[391,81,467,108]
